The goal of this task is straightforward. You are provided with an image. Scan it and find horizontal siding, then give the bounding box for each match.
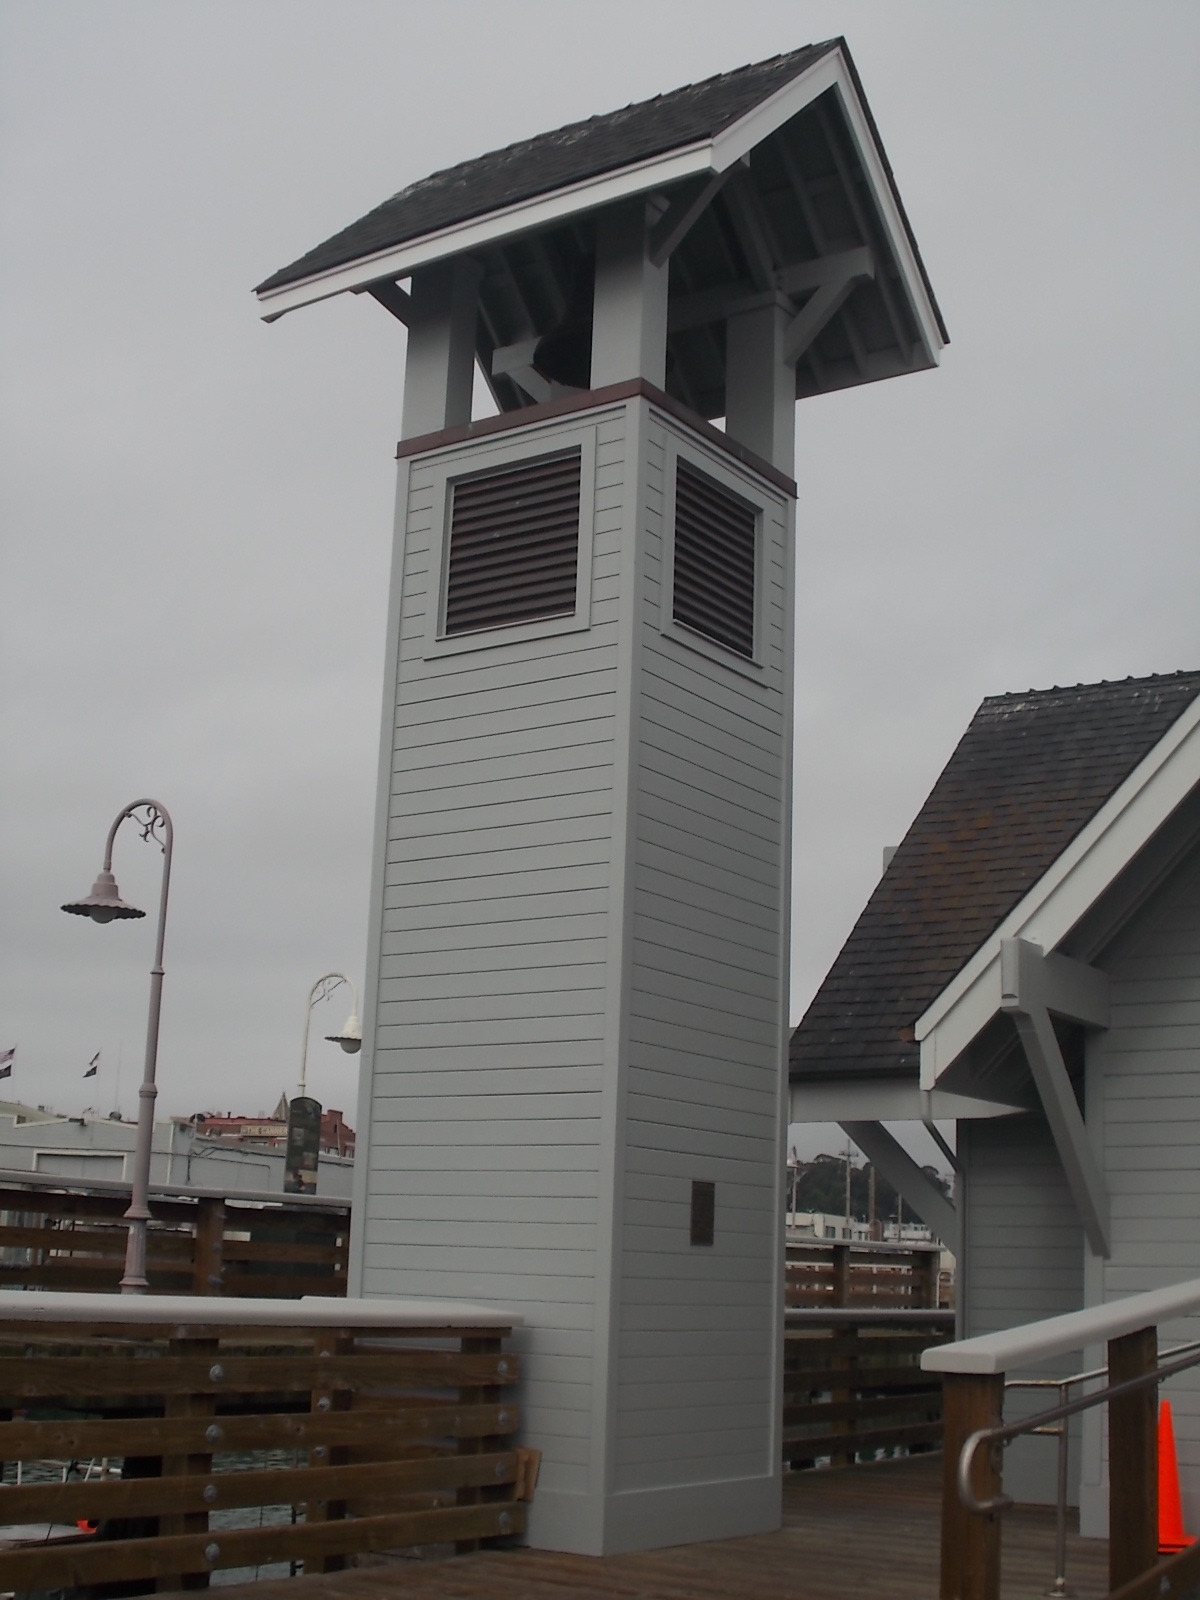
[962,1113,1085,1506]
[1094,844,1200,1525]
[615,413,788,1493]
[362,411,627,1499]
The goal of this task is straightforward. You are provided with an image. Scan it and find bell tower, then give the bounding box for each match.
[256,39,945,1556]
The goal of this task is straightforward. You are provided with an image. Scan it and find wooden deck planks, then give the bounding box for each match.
[160,1455,1111,1599]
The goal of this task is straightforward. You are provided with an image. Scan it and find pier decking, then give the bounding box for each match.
[176,1454,1109,1600]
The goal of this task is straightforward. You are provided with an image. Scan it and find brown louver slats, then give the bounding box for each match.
[672,459,757,658]
[445,451,582,635]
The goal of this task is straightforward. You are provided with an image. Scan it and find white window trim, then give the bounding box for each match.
[658,431,769,681]
[422,422,598,661]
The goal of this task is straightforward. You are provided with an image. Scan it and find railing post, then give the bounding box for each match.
[192,1197,224,1296]
[308,1330,354,1574]
[1108,1324,1158,1591]
[940,1372,1004,1600]
[831,1242,849,1307]
[159,1334,218,1591]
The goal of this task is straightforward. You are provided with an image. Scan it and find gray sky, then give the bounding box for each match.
[2,2,1198,1152]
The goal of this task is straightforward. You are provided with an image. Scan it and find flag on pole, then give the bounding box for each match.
[0,1047,13,1080]
[84,1052,100,1079]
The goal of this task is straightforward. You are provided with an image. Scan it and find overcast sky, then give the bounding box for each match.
[2,2,1197,1157]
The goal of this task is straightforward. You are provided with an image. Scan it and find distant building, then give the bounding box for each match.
[0,1098,353,1198]
[786,1211,934,1244]
[183,1100,356,1159]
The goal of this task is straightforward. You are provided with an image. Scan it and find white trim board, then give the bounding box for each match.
[790,1081,1023,1123]
[917,695,1200,1089]
[255,47,944,365]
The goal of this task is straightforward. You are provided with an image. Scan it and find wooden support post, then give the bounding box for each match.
[192,1197,224,1297]
[456,1333,504,1552]
[940,1372,1004,1600]
[308,1331,354,1574]
[1108,1325,1158,1592]
[158,1335,217,1592]
[831,1242,849,1307]
[829,1321,857,1468]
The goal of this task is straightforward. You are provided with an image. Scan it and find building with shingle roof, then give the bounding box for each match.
[790,670,1200,1529]
[792,672,1200,1088]
[258,39,948,1555]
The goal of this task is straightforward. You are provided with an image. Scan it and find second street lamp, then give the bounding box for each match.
[62,799,174,1294]
[298,972,361,1101]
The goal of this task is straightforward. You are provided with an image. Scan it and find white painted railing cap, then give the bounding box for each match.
[0,1289,522,1329]
[923,1276,1200,1375]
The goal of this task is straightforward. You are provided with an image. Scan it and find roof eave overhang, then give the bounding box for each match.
[915,695,1200,1090]
[255,45,945,367]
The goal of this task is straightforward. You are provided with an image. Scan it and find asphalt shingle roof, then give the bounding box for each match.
[256,42,841,294]
[790,671,1200,1082]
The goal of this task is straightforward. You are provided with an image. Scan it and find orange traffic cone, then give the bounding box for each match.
[1159,1400,1195,1555]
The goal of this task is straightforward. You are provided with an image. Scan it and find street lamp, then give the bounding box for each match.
[62,799,173,1294]
[299,972,361,1100]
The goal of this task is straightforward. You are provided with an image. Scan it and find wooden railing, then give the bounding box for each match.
[786,1237,945,1309]
[0,1173,349,1297]
[925,1277,1200,1600]
[0,1291,534,1591]
[784,1307,954,1469]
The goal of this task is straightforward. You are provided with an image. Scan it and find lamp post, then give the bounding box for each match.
[299,972,361,1100]
[62,799,173,1294]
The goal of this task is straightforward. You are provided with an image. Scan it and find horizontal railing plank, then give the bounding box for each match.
[0,1498,525,1589]
[0,1400,519,1458]
[783,1419,943,1459]
[0,1449,516,1523]
[784,1390,941,1428]
[0,1348,518,1398]
[785,1363,943,1392]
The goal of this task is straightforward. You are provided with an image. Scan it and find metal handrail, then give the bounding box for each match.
[998,1342,1199,1596]
[959,1338,1200,1516]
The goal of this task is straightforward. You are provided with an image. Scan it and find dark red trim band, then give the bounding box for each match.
[395,378,797,498]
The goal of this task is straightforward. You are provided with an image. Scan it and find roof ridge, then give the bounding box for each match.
[980,668,1200,708]
[379,43,836,208]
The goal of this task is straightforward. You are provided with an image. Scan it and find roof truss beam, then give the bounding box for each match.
[666,246,877,338]
[1000,937,1111,1257]
[840,1120,959,1255]
[781,246,874,363]
[648,167,736,268]
[361,279,412,325]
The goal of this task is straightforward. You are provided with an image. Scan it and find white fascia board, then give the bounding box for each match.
[258,44,944,360]
[790,1080,1023,1123]
[917,698,1200,1089]
[256,143,713,322]
[713,46,945,367]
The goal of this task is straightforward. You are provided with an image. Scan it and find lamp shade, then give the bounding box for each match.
[326,1012,362,1054]
[62,869,146,924]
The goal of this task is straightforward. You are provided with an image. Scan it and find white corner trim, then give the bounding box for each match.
[256,45,943,368]
[917,695,1200,1089]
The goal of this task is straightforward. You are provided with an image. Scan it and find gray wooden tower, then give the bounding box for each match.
[257,39,945,1556]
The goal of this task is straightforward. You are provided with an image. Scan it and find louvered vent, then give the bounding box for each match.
[444,450,582,636]
[672,460,757,658]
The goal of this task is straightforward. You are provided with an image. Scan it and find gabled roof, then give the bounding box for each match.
[257,43,840,295]
[255,40,946,414]
[790,672,1200,1084]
